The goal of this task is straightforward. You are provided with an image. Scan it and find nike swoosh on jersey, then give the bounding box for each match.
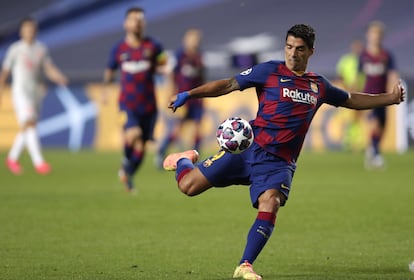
[281,183,290,190]
[280,78,292,82]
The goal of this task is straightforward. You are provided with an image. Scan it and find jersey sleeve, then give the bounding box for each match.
[387,51,396,71]
[106,44,119,70]
[154,39,167,66]
[41,44,53,66]
[321,76,350,107]
[2,44,16,71]
[173,49,182,74]
[234,61,277,90]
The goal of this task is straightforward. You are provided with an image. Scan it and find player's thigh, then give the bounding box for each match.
[369,108,386,132]
[12,94,39,126]
[197,150,251,187]
[124,126,142,144]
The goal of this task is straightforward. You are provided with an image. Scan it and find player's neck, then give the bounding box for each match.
[125,33,143,48]
[367,44,382,55]
[185,47,198,55]
[22,38,35,45]
[291,70,306,76]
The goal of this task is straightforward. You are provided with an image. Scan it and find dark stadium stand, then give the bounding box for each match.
[0,0,413,82]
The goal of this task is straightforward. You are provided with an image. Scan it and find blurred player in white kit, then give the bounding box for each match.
[0,17,68,175]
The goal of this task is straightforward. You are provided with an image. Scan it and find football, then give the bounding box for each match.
[216,117,254,154]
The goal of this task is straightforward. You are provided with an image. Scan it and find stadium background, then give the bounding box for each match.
[0,0,413,153]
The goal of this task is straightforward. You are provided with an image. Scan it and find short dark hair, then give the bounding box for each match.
[125,6,145,17]
[286,24,315,49]
[19,17,37,28]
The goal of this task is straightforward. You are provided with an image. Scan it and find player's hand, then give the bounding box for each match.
[101,87,110,105]
[168,91,189,112]
[392,80,406,104]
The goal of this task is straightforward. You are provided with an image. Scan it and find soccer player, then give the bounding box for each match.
[163,24,405,279]
[0,17,68,175]
[335,39,365,151]
[102,7,167,192]
[359,21,399,169]
[157,28,205,166]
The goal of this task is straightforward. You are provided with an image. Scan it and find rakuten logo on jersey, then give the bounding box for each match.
[122,60,151,74]
[282,88,317,105]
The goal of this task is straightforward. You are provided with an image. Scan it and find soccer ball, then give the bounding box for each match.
[216,117,254,154]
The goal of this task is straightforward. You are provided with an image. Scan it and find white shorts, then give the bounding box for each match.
[12,90,42,125]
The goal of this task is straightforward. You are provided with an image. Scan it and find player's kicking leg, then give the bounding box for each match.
[163,150,214,196]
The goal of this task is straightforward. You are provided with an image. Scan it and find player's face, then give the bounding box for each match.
[183,29,201,51]
[20,21,37,42]
[284,35,313,73]
[366,25,383,46]
[124,11,145,36]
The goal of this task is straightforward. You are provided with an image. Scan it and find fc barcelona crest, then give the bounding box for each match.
[310,81,318,93]
[143,48,153,58]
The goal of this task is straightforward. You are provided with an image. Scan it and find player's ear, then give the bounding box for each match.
[309,47,315,57]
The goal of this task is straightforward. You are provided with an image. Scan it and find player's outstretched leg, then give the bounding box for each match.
[163,150,199,171]
[233,260,262,280]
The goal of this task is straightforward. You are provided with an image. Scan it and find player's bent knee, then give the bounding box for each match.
[258,189,285,213]
[177,168,211,196]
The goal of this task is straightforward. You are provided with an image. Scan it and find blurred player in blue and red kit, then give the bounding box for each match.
[162,24,405,279]
[157,28,205,166]
[102,7,167,192]
[359,21,399,169]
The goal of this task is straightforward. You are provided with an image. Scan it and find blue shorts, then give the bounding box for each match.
[369,107,386,128]
[197,149,251,187]
[249,142,296,208]
[198,142,296,208]
[184,101,203,122]
[123,109,157,141]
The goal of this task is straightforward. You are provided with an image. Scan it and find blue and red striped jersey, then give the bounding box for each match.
[107,37,165,113]
[174,47,204,91]
[359,49,396,94]
[235,60,349,164]
[174,48,204,109]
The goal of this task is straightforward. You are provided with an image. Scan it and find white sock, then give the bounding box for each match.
[8,132,25,161]
[25,127,44,166]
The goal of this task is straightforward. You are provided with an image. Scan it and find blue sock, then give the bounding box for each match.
[175,158,194,182]
[125,150,144,176]
[122,142,133,172]
[194,135,201,151]
[240,212,276,264]
[371,134,381,155]
[124,142,133,159]
[158,134,174,158]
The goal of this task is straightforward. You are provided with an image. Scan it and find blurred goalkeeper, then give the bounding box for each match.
[162,24,405,279]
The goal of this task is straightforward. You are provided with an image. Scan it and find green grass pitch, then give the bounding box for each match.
[0,149,413,280]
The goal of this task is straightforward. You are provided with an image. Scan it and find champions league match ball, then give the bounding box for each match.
[216,117,254,154]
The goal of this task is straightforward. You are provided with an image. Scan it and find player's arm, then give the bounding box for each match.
[0,69,10,106]
[44,60,68,86]
[155,51,169,75]
[169,78,240,112]
[341,80,405,110]
[101,68,116,104]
